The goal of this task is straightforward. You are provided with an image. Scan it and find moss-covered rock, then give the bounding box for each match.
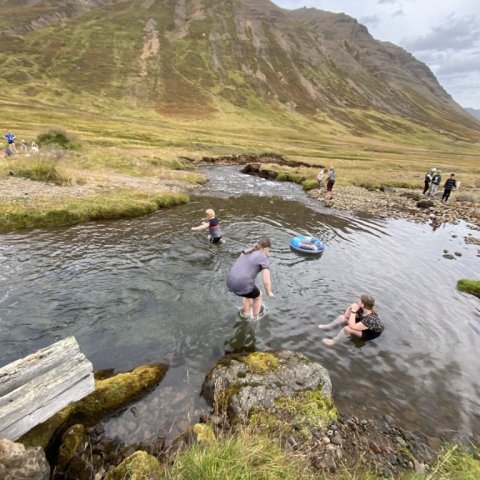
[20,363,168,450]
[457,279,480,299]
[102,450,163,480]
[202,350,332,424]
[57,424,87,468]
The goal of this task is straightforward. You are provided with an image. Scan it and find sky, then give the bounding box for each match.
[272,0,480,109]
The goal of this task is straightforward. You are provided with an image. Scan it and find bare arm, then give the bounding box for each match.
[191,222,209,231]
[261,269,275,298]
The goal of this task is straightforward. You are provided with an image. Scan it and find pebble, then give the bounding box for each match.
[322,436,331,444]
[330,433,343,446]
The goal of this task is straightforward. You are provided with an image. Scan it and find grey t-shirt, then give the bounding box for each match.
[226,250,270,295]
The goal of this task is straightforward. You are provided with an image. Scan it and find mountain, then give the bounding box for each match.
[465,108,480,121]
[0,0,478,141]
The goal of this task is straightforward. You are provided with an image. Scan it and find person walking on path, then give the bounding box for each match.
[319,294,384,346]
[226,237,274,320]
[428,170,442,197]
[423,168,436,195]
[441,173,457,203]
[3,132,16,154]
[191,208,223,244]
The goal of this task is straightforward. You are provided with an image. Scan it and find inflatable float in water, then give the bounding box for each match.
[290,235,325,254]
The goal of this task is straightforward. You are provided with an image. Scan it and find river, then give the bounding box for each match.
[0,166,479,443]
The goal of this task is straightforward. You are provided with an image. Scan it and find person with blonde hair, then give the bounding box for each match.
[226,237,275,320]
[319,294,384,346]
[191,208,223,244]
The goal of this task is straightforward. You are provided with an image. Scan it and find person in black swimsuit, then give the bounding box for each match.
[319,294,384,346]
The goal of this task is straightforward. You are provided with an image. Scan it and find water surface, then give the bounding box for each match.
[1,166,479,442]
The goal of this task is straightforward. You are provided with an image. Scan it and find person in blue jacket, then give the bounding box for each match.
[4,132,16,154]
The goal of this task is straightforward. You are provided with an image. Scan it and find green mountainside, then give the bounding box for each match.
[0,0,479,143]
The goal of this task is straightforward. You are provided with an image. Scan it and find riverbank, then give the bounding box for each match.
[308,185,480,230]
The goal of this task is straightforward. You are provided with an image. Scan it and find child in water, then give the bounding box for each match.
[191,208,223,244]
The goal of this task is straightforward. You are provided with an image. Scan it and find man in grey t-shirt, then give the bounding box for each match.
[226,237,275,319]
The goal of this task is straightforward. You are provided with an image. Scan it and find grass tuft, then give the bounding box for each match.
[37,127,81,150]
[457,279,480,299]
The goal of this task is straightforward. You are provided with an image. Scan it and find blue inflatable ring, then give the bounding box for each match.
[290,235,325,254]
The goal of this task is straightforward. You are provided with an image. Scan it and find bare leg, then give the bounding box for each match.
[318,314,347,330]
[242,297,252,318]
[252,292,263,316]
[323,325,363,346]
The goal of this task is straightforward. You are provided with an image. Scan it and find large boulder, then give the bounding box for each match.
[201,350,333,424]
[0,438,50,480]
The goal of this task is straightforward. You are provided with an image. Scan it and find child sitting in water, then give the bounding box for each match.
[191,208,223,244]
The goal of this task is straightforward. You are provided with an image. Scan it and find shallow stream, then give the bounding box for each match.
[1,166,479,443]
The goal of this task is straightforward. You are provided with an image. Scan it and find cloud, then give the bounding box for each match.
[359,15,380,28]
[377,0,397,4]
[391,9,403,17]
[403,14,480,52]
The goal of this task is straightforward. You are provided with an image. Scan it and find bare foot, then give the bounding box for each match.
[322,338,335,346]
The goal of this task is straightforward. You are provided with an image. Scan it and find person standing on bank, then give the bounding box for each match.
[423,167,436,195]
[3,132,16,154]
[319,294,384,346]
[441,173,457,203]
[226,237,274,320]
[317,167,328,189]
[191,208,223,244]
[326,167,336,196]
[428,170,442,197]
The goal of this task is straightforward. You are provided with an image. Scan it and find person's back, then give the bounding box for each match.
[226,250,269,295]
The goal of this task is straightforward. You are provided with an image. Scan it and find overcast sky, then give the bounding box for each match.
[272,0,480,109]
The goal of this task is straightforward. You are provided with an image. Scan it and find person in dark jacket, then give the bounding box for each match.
[441,173,457,203]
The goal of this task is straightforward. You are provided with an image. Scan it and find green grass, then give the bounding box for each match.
[0,189,189,231]
[457,279,480,299]
[161,429,315,480]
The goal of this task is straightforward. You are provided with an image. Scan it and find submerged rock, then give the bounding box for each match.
[102,450,162,480]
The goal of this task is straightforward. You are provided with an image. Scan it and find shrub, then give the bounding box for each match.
[37,128,80,150]
[457,279,480,299]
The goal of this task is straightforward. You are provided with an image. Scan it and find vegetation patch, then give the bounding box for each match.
[37,127,81,150]
[242,352,279,374]
[0,190,189,231]
[162,429,315,480]
[457,279,480,299]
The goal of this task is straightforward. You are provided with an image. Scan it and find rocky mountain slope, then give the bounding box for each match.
[0,0,478,140]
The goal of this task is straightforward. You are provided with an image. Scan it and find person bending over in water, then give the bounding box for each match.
[226,237,275,320]
[319,294,383,346]
[191,208,223,244]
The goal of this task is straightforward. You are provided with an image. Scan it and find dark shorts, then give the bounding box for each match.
[361,329,382,341]
[210,236,222,244]
[240,286,261,299]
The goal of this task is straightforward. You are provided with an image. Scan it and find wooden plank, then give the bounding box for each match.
[0,336,94,441]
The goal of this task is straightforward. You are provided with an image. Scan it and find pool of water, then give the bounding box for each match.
[1,166,479,443]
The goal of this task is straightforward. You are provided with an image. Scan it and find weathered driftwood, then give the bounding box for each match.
[0,336,94,441]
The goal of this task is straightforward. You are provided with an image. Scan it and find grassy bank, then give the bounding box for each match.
[0,189,189,231]
[160,429,480,479]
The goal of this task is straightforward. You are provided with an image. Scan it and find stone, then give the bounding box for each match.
[330,433,342,446]
[0,438,50,480]
[201,350,333,424]
[103,451,162,480]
